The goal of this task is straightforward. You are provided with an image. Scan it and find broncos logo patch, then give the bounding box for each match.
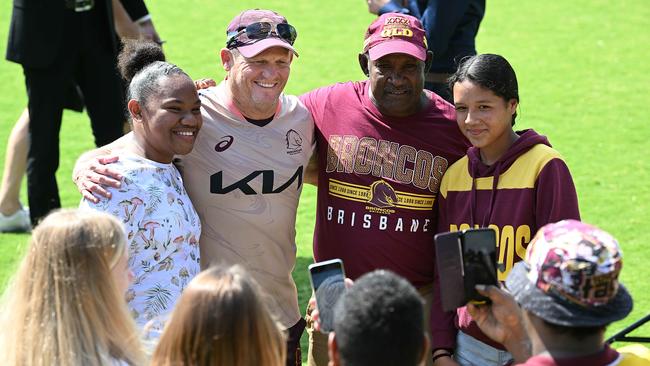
[285,129,303,155]
[367,180,398,208]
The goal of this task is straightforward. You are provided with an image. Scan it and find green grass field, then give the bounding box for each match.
[1,0,648,361]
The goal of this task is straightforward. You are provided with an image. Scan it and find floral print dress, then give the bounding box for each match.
[80,153,201,338]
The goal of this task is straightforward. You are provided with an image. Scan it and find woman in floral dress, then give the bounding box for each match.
[80,40,202,338]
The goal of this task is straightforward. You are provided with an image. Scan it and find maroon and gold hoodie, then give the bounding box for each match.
[432,129,580,350]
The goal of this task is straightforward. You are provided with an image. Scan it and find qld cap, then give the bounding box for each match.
[363,13,428,61]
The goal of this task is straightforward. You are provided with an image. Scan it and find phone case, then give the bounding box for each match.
[434,228,498,311]
[434,232,466,312]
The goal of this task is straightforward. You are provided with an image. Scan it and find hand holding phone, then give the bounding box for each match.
[309,259,346,333]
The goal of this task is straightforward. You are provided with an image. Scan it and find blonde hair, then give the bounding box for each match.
[152,265,286,366]
[0,209,144,366]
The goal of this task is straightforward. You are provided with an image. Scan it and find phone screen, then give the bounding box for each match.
[462,229,498,303]
[309,259,346,333]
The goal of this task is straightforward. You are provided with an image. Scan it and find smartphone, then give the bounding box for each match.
[434,228,498,311]
[462,229,498,304]
[433,231,466,312]
[308,259,346,333]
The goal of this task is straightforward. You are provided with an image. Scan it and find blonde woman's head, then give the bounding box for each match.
[0,209,142,366]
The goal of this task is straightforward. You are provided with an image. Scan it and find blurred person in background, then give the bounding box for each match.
[328,270,429,366]
[5,0,161,226]
[0,0,161,233]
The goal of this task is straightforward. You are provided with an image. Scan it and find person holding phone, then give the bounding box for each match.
[467,220,648,366]
[434,54,581,365]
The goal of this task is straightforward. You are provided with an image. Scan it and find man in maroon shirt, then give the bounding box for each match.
[301,12,468,366]
[467,220,643,366]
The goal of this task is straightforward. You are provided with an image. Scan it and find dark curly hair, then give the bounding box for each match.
[333,270,425,366]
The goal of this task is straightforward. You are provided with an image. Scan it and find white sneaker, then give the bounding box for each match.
[0,206,31,233]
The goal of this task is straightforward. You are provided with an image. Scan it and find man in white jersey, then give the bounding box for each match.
[73,10,314,365]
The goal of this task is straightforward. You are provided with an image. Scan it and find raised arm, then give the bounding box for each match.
[120,0,162,44]
[112,0,140,39]
[72,132,133,202]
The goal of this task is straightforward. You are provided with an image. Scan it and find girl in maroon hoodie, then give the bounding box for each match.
[432,54,581,366]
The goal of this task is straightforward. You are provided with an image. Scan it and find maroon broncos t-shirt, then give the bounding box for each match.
[300,80,467,287]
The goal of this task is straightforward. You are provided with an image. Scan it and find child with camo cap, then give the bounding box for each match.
[467,220,649,365]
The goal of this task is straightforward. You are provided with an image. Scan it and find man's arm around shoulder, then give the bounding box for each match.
[73,132,133,202]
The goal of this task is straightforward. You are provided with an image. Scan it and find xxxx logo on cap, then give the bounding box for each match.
[363,13,428,61]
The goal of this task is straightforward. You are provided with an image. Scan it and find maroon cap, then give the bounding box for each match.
[226,9,297,58]
[363,13,428,61]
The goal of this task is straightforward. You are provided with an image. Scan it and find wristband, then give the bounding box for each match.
[432,352,453,363]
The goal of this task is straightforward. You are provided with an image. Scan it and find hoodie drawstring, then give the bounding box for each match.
[469,159,503,228]
[482,163,502,227]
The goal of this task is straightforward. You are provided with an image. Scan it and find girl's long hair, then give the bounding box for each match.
[0,209,144,365]
[152,265,286,366]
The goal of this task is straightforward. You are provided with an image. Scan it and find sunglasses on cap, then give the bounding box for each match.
[226,22,297,49]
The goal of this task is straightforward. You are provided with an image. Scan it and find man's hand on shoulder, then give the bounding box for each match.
[74,155,124,203]
[73,133,133,202]
[194,78,216,90]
